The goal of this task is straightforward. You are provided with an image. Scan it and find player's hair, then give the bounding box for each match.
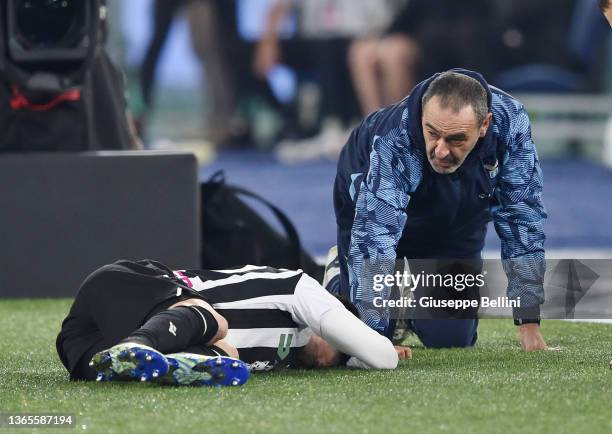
[599,0,610,12]
[296,296,362,369]
[422,71,489,126]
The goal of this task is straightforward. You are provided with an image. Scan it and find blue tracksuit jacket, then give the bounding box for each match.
[332,69,547,332]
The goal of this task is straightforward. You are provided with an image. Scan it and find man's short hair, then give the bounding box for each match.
[599,0,610,12]
[421,71,489,126]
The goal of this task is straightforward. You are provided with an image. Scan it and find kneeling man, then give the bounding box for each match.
[329,69,547,351]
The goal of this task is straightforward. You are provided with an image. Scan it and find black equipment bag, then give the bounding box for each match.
[200,171,324,282]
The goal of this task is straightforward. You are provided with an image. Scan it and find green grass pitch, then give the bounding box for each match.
[0,299,611,434]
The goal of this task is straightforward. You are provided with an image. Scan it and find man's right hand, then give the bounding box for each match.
[395,346,412,360]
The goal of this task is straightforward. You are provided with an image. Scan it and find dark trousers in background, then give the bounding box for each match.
[140,0,185,109]
[280,37,359,127]
[140,0,240,141]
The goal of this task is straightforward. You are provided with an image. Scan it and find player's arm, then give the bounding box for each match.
[491,106,547,350]
[347,127,421,333]
[319,306,401,369]
[293,274,405,369]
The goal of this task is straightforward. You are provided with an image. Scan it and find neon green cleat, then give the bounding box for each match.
[90,342,169,382]
[159,353,250,387]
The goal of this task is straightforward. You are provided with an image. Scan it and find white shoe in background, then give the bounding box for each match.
[322,245,340,288]
[276,118,350,164]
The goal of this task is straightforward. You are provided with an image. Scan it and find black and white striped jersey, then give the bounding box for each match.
[60,259,396,378]
[172,265,344,371]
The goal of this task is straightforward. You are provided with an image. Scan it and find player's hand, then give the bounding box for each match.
[518,323,548,351]
[394,346,412,359]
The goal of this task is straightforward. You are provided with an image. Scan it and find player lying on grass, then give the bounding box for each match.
[57,259,410,387]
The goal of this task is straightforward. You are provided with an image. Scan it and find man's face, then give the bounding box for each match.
[298,334,341,368]
[421,96,491,174]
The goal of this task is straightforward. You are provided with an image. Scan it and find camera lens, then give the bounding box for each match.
[16,0,85,49]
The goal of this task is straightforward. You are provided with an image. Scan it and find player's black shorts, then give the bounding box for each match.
[56,260,199,380]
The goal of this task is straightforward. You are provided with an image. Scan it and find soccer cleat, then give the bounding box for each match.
[90,342,169,382]
[89,351,116,382]
[159,353,250,387]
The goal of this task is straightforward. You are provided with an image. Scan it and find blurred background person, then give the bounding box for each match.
[252,0,399,163]
[493,0,609,93]
[140,0,186,122]
[348,0,500,117]
[139,0,248,146]
[598,0,612,168]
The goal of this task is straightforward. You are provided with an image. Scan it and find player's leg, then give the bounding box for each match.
[73,261,248,386]
[91,298,226,382]
[57,262,176,381]
[58,261,235,382]
[56,316,108,381]
[126,298,227,351]
[103,298,248,386]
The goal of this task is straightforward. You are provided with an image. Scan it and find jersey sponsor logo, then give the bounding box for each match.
[169,321,177,336]
[276,333,293,360]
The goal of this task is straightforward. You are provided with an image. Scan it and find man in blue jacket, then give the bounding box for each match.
[328,69,548,351]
